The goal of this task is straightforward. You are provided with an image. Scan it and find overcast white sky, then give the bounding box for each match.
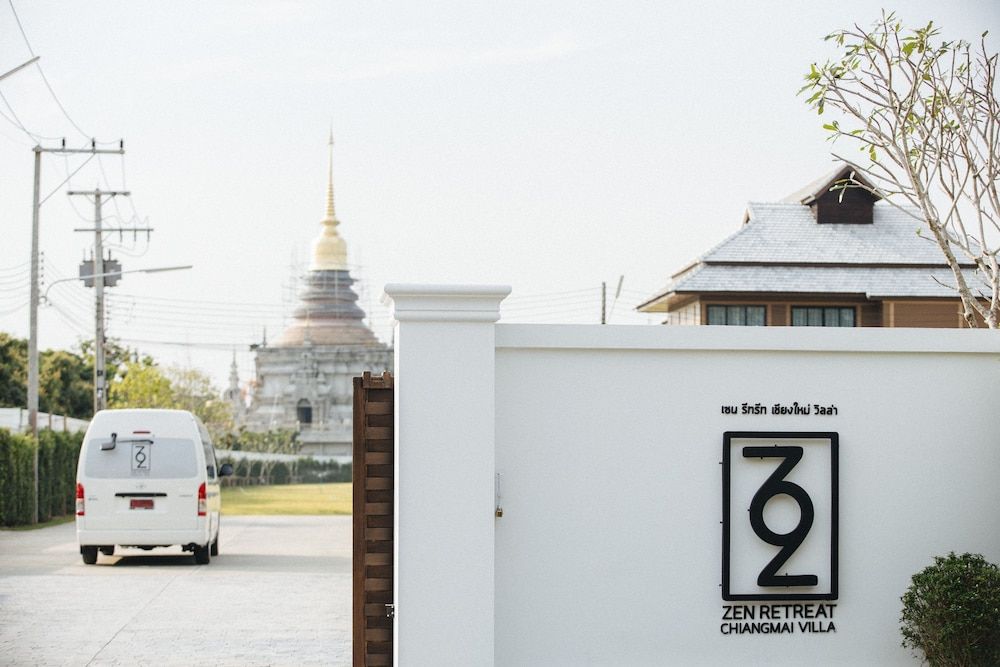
[1,1,997,389]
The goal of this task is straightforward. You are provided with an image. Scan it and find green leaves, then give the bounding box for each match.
[0,429,82,526]
[900,553,1000,665]
[110,361,233,440]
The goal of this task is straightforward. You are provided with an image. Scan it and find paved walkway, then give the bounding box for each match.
[0,515,351,666]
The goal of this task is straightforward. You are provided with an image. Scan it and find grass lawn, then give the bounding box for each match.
[221,482,352,515]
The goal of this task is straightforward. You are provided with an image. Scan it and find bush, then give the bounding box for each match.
[900,552,1000,666]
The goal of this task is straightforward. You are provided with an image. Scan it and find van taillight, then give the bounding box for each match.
[76,483,85,516]
[197,482,207,516]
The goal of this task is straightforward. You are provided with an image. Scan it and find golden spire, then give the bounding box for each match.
[310,132,348,271]
[326,130,336,223]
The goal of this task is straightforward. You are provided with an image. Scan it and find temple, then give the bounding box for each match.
[240,135,392,456]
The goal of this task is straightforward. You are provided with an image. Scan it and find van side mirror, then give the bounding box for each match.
[219,463,234,477]
[101,432,118,451]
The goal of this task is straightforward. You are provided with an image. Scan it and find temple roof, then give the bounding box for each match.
[273,269,383,347]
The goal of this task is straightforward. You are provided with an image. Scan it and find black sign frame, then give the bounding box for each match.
[722,431,839,601]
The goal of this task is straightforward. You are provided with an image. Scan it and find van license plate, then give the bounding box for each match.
[130,498,154,510]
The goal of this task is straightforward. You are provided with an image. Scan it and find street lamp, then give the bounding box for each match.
[42,265,193,304]
[0,56,39,83]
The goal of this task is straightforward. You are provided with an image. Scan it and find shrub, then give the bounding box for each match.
[0,429,83,526]
[0,430,34,525]
[900,552,1000,666]
[270,461,290,485]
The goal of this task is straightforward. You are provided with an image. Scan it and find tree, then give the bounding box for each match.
[108,360,175,409]
[0,333,93,418]
[0,334,232,423]
[108,360,234,440]
[164,366,233,437]
[801,13,999,328]
[79,339,154,391]
[39,350,92,418]
[0,333,27,408]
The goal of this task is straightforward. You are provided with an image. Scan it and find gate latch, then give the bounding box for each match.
[495,473,503,518]
[385,603,395,620]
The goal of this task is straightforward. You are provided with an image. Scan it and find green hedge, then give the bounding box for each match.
[0,429,84,526]
[217,455,352,486]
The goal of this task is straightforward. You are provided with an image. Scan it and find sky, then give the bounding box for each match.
[1,1,997,391]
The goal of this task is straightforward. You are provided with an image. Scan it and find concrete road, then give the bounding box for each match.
[0,515,352,666]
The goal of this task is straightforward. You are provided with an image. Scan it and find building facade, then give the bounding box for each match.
[638,165,983,327]
[242,139,391,456]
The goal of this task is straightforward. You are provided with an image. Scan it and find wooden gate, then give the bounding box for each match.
[352,371,394,666]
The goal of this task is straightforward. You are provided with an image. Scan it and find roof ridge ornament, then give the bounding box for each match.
[783,163,881,207]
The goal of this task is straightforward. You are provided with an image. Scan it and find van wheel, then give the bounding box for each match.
[193,543,211,565]
[81,546,98,565]
[210,534,219,557]
[99,545,115,556]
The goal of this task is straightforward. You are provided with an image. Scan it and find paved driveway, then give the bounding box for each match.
[0,515,351,666]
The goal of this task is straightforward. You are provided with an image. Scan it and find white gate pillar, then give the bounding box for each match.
[383,284,510,667]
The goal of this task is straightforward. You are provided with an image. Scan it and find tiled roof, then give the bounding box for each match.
[668,264,986,299]
[702,202,945,265]
[639,166,980,312]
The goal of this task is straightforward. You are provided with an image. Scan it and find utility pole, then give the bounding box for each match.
[27,140,123,524]
[28,141,124,432]
[601,282,607,325]
[68,189,139,413]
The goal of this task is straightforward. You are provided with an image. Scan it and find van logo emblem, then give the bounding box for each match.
[136,482,146,490]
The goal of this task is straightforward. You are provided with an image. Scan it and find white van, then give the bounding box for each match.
[75,409,233,565]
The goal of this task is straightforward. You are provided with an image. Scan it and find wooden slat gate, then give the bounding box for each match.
[353,371,394,666]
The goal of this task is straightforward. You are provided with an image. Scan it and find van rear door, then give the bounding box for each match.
[80,436,201,532]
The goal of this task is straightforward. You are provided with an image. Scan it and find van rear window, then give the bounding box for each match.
[84,437,198,479]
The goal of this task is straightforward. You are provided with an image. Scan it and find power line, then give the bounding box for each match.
[7,0,90,139]
[0,259,31,271]
[116,338,263,351]
[7,0,35,55]
[4,0,151,233]
[0,302,27,316]
[0,89,59,141]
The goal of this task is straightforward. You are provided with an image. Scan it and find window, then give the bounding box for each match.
[197,418,217,479]
[791,306,856,327]
[296,399,313,425]
[84,438,198,479]
[706,305,766,326]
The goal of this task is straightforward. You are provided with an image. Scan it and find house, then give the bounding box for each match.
[638,165,981,327]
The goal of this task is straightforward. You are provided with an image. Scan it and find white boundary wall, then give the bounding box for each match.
[385,285,1000,667]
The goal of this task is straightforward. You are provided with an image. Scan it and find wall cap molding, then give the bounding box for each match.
[384,283,511,323]
[496,323,1000,354]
